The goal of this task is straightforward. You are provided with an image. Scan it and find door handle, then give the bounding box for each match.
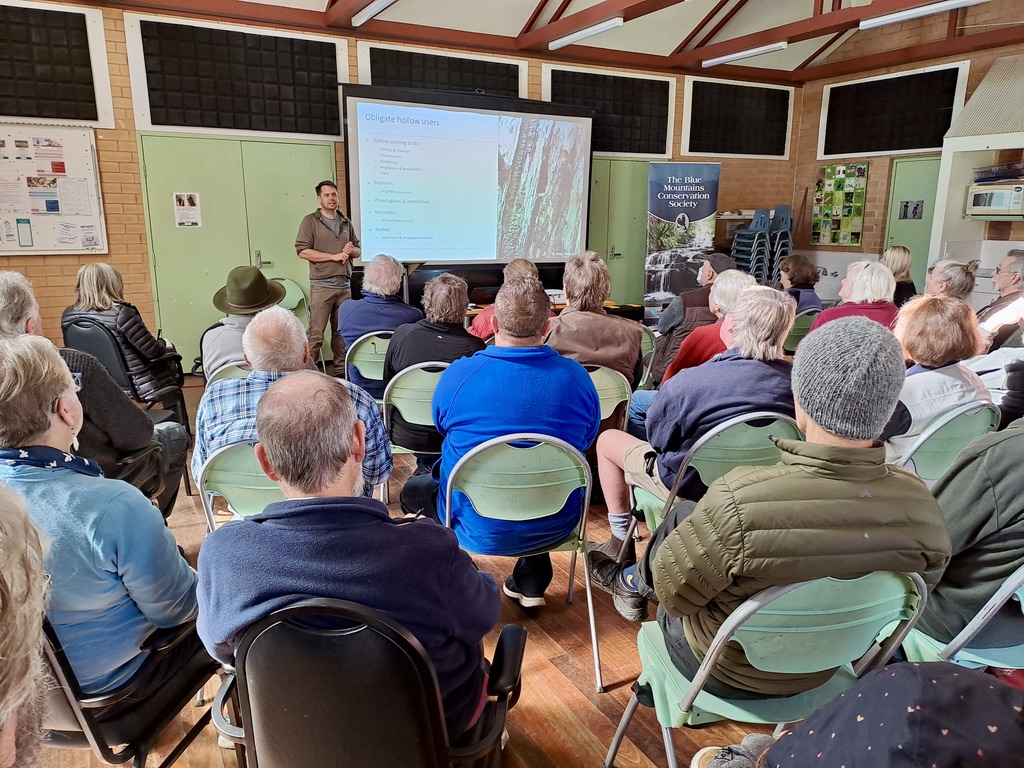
[609,244,623,260]
[254,250,273,269]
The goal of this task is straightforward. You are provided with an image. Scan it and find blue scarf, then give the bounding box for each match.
[0,446,103,477]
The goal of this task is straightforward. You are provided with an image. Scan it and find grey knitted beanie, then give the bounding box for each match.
[792,316,905,440]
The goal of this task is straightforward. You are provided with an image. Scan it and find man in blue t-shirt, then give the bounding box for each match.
[400,275,600,608]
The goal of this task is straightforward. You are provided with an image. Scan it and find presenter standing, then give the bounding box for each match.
[294,180,361,368]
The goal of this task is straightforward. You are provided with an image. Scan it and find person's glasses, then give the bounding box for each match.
[994,265,1005,274]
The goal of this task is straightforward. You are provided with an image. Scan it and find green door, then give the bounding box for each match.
[885,156,941,289]
[141,135,334,362]
[588,158,648,305]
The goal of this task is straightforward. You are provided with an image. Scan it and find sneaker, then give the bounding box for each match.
[587,551,648,621]
[586,536,636,564]
[503,576,546,608]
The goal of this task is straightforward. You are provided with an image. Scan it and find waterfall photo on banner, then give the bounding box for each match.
[645,162,720,318]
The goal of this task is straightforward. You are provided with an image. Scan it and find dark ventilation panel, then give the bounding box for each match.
[688,80,790,156]
[368,48,520,97]
[550,69,669,155]
[140,21,340,135]
[0,5,97,121]
[824,68,960,156]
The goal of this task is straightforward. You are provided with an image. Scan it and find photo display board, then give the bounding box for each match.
[0,124,106,253]
[811,162,869,247]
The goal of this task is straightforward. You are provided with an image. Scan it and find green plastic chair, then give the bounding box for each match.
[206,364,250,385]
[586,365,632,434]
[621,411,802,560]
[343,331,393,402]
[605,572,928,768]
[443,433,605,692]
[902,560,1024,670]
[379,361,449,503]
[783,309,819,354]
[637,325,657,390]
[271,277,310,327]
[894,401,1000,487]
[197,440,285,533]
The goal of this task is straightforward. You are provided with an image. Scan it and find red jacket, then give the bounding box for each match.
[661,321,726,384]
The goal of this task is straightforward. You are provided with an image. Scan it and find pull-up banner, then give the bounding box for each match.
[644,162,720,318]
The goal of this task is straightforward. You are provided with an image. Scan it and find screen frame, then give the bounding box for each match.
[342,84,595,264]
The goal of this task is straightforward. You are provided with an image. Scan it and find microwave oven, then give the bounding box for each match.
[965,182,1024,218]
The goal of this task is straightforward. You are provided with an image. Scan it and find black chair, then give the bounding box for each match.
[63,317,192,495]
[62,317,190,435]
[43,619,219,768]
[211,598,527,768]
[999,359,1024,429]
[110,441,165,507]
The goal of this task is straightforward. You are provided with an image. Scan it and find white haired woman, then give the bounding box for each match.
[809,261,898,332]
[337,253,423,397]
[61,263,180,398]
[925,259,980,301]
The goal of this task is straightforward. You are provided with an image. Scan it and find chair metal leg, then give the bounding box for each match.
[379,480,390,505]
[182,468,193,497]
[663,726,679,768]
[581,550,604,693]
[617,518,638,563]
[566,550,577,604]
[604,692,640,767]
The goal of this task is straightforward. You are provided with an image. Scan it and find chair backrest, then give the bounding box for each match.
[784,311,819,353]
[638,325,658,389]
[207,364,250,385]
[382,361,449,432]
[746,208,771,232]
[271,277,310,325]
[769,204,792,232]
[198,440,285,532]
[725,573,926,676]
[895,402,1001,483]
[586,365,631,431]
[681,411,802,490]
[234,598,449,768]
[443,433,591,527]
[1002,323,1024,348]
[62,318,135,394]
[344,331,393,384]
[484,334,497,346]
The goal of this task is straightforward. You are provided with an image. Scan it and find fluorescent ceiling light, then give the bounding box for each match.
[549,17,624,51]
[701,41,788,68]
[859,0,993,31]
[351,0,400,27]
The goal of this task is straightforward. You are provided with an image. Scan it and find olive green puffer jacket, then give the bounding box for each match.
[651,438,951,695]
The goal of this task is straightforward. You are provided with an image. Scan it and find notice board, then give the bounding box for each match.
[0,125,107,254]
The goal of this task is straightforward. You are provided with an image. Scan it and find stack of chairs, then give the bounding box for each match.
[730,206,793,286]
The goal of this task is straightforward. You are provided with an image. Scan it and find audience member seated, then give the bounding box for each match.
[648,253,736,385]
[337,253,422,396]
[596,286,797,565]
[809,261,898,332]
[627,270,756,437]
[777,254,822,314]
[467,258,550,340]
[882,295,989,463]
[0,271,188,518]
[543,251,645,388]
[196,370,500,740]
[912,415,1024,651]
[400,276,600,608]
[693,662,1023,768]
[881,244,918,307]
[201,266,285,381]
[61,263,181,399]
[192,305,391,496]
[976,249,1024,351]
[0,335,203,705]
[589,317,950,697]
[0,483,47,768]
[383,273,485,469]
[998,359,1024,425]
[925,258,979,301]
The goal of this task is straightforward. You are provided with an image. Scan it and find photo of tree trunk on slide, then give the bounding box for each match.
[497,117,589,260]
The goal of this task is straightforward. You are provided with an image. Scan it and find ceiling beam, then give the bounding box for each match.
[795,31,843,70]
[519,0,557,37]
[669,0,971,66]
[797,23,1024,82]
[673,0,732,54]
[325,0,381,28]
[690,0,750,50]
[516,0,689,50]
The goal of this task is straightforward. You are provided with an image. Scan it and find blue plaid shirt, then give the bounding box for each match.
[192,370,392,496]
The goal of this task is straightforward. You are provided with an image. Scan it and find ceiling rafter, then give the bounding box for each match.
[515,0,690,50]
[690,0,750,50]
[673,0,733,55]
[795,31,844,70]
[669,0,969,66]
[325,0,380,28]
[519,0,556,37]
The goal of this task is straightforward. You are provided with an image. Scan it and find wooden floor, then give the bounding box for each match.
[38,376,768,768]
